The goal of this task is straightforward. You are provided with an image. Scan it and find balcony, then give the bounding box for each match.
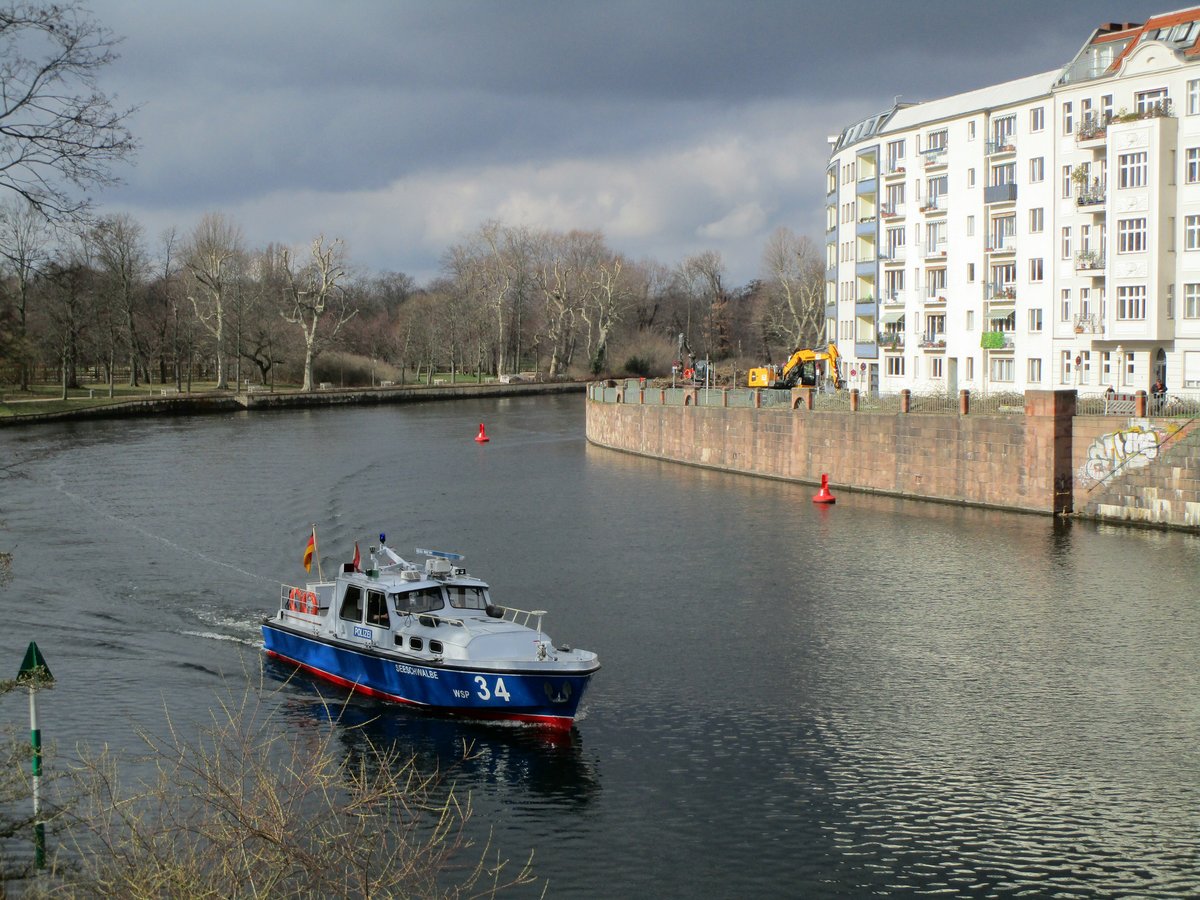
[1076,116,1109,145]
[985,182,1017,205]
[1076,250,1106,272]
[919,194,947,215]
[923,241,947,259]
[986,234,1017,255]
[918,334,946,350]
[878,332,906,350]
[883,161,906,179]
[922,147,948,168]
[1113,100,1174,123]
[986,137,1016,156]
[986,282,1017,302]
[981,331,1015,350]
[1073,313,1105,335]
[880,203,906,220]
[880,246,906,265]
[882,290,906,306]
[1077,180,1106,208]
[923,287,947,304]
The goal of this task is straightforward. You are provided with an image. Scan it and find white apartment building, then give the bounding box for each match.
[825,9,1200,397]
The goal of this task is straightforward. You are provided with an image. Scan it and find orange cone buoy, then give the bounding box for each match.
[813,473,836,504]
[475,423,489,443]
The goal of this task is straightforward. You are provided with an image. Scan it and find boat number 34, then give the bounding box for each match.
[453,676,511,702]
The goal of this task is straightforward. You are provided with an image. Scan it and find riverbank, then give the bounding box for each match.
[0,380,586,427]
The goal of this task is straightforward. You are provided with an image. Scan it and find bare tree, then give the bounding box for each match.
[759,227,825,351]
[0,1,137,221]
[676,250,730,359]
[90,213,147,386]
[184,214,244,390]
[0,197,50,388]
[278,236,356,392]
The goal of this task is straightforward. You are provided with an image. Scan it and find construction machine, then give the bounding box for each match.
[747,343,842,390]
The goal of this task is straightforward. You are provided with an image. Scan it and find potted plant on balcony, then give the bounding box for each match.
[1071,165,1089,191]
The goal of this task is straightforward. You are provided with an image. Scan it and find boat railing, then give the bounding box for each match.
[279,583,332,615]
[498,606,548,632]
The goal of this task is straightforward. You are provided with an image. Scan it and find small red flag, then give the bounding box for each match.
[352,542,361,571]
[303,531,316,573]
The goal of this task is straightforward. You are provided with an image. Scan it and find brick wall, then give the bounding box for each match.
[586,390,1198,527]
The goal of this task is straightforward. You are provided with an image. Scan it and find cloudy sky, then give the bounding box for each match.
[86,0,1174,285]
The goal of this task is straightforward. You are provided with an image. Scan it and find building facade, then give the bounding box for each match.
[825,10,1200,397]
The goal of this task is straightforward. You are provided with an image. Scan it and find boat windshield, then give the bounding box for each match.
[393,587,444,615]
[446,584,489,610]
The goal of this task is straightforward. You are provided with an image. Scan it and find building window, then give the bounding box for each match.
[886,139,905,172]
[927,128,947,150]
[1117,285,1147,320]
[966,357,974,380]
[967,215,975,236]
[1062,226,1071,260]
[968,168,975,188]
[967,263,975,282]
[886,355,905,376]
[1030,157,1044,182]
[1180,216,1200,250]
[1190,79,1200,116]
[1135,88,1169,113]
[1185,283,1200,318]
[1117,218,1147,253]
[1061,351,1074,385]
[1028,358,1043,384]
[1028,308,1043,332]
[1061,289,1071,322]
[931,357,944,379]
[1063,165,1073,198]
[1029,258,1043,282]
[1031,106,1045,131]
[1101,94,1113,121]
[990,358,1014,383]
[966,310,975,330]
[991,162,1015,186]
[1063,101,1073,135]
[1188,147,1200,183]
[967,121,975,140]
[1030,207,1044,233]
[1118,151,1148,188]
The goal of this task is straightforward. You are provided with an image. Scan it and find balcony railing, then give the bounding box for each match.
[923,242,947,258]
[985,182,1018,204]
[1076,250,1106,271]
[922,147,948,167]
[986,234,1017,253]
[1076,115,1110,143]
[878,332,906,349]
[880,246,906,263]
[918,334,947,349]
[880,203,906,219]
[981,331,1015,350]
[882,290,906,305]
[923,287,947,303]
[1077,180,1106,206]
[1115,100,1173,122]
[986,282,1017,301]
[986,137,1016,155]
[1073,313,1105,335]
[919,194,947,214]
[884,161,906,177]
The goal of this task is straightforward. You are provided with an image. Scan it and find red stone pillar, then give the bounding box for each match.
[900,389,910,413]
[850,389,859,412]
[805,389,814,411]
[959,389,970,415]
[754,389,762,409]
[1135,390,1147,417]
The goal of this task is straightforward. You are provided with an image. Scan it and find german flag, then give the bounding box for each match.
[303,529,316,573]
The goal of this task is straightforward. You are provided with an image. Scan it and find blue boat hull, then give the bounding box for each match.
[262,620,596,729]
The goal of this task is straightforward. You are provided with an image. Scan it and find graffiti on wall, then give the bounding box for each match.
[1077,421,1174,486]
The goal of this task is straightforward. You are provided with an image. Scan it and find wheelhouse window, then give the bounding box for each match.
[366,590,389,627]
[339,585,364,622]
[393,587,445,615]
[446,585,490,609]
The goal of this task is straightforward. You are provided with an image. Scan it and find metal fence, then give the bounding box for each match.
[592,380,1200,419]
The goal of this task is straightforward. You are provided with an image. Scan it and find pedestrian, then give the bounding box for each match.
[1152,377,1166,412]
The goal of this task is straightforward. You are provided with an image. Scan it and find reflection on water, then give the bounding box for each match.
[263,657,600,813]
[1,396,1198,897]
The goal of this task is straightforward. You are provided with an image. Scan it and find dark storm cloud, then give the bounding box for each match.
[87,0,1177,280]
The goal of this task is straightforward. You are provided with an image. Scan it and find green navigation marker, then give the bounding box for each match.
[16,641,53,685]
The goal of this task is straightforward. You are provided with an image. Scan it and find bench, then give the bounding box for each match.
[319,382,333,390]
[159,387,179,396]
[379,380,395,387]
[433,378,447,385]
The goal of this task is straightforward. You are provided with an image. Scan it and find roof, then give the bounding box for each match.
[879,71,1057,136]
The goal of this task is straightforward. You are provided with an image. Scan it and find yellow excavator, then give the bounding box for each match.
[747,343,842,390]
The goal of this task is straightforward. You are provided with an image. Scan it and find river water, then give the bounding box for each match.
[1,395,1198,897]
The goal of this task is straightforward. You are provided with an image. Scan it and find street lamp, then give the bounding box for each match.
[1114,344,1123,389]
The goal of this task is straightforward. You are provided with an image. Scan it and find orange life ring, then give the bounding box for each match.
[288,587,301,611]
[306,591,318,614]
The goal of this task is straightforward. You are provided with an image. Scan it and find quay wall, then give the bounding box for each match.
[0,381,584,427]
[586,386,1200,529]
